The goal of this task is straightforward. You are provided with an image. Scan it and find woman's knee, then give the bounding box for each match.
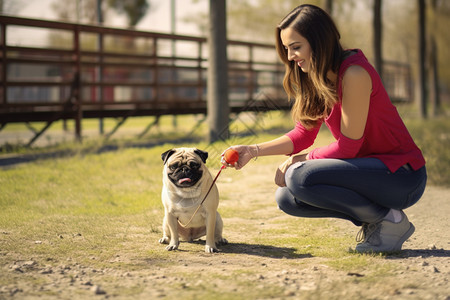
[275,187,319,218]
[275,187,297,212]
[284,162,307,187]
[285,161,309,197]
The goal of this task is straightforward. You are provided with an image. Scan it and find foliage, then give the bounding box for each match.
[51,0,149,27]
[405,117,450,187]
[226,0,322,43]
[107,0,149,27]
[51,0,98,23]
[184,0,322,42]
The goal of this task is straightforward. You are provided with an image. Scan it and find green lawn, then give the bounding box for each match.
[0,111,448,298]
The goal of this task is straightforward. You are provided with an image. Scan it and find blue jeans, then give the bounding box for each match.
[275,158,427,226]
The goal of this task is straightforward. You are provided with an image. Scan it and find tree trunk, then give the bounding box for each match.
[97,0,104,134]
[429,0,441,116]
[207,0,230,142]
[324,0,333,15]
[418,0,427,118]
[373,0,383,79]
[429,38,440,116]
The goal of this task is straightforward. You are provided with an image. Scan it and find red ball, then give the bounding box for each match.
[224,149,239,164]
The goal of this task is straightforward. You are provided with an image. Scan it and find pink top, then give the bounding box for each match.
[286,49,425,173]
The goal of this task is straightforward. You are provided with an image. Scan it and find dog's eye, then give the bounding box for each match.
[189,162,200,169]
[169,163,179,170]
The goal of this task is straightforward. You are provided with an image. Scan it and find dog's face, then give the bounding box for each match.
[161,148,208,188]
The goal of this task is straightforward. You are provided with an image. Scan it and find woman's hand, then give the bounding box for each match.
[274,153,307,187]
[221,145,257,170]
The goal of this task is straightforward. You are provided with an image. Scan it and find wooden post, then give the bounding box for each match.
[207,0,229,143]
[74,26,82,142]
[1,20,6,105]
[97,0,104,134]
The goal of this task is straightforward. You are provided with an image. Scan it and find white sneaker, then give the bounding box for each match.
[355,211,415,253]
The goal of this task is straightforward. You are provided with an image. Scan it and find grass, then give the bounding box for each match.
[2,111,449,187]
[0,110,449,298]
[403,117,450,186]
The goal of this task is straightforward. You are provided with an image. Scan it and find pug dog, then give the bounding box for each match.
[159,147,227,253]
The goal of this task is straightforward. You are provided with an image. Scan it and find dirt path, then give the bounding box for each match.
[1,159,449,299]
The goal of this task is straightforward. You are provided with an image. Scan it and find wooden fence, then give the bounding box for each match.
[0,16,412,144]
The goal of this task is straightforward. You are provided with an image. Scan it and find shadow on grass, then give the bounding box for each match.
[0,136,202,168]
[386,248,450,259]
[187,240,313,259]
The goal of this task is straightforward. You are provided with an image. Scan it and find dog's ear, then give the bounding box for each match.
[194,149,208,163]
[161,149,176,165]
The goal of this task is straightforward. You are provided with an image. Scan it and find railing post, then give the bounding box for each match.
[153,37,158,105]
[248,45,254,102]
[197,40,204,103]
[97,0,104,134]
[1,22,6,105]
[74,25,82,142]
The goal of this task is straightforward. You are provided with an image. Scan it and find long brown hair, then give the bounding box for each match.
[276,4,344,129]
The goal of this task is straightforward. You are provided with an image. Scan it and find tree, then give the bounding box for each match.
[184,0,321,43]
[107,0,149,27]
[428,0,441,116]
[0,0,24,15]
[373,0,383,79]
[418,0,427,118]
[208,0,229,142]
[51,0,97,23]
[51,0,149,28]
[324,0,333,14]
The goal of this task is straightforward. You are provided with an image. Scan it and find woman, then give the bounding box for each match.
[221,4,427,253]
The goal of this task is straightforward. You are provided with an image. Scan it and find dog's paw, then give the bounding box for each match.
[205,245,219,253]
[159,237,169,244]
[165,242,179,251]
[217,238,228,246]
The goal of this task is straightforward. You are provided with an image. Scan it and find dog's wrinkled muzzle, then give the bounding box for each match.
[169,166,202,188]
